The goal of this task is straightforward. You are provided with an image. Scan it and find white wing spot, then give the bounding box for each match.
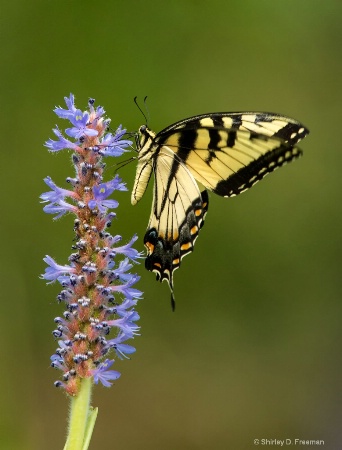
[200,117,215,127]
[222,117,233,128]
[241,114,257,123]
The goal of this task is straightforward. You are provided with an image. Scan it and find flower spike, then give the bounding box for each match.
[42,95,142,396]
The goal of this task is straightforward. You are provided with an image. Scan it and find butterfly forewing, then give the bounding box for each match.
[133,111,309,304]
[155,112,308,197]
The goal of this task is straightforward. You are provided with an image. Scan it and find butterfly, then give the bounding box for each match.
[131,111,309,308]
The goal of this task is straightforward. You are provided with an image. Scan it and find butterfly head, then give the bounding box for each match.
[137,125,155,152]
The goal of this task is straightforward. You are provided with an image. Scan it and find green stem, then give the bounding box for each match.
[64,378,96,450]
[82,407,98,450]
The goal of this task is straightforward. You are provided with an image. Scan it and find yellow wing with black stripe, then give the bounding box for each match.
[132,111,309,307]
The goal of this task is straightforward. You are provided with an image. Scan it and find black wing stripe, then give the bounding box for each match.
[227,131,237,148]
[208,128,222,150]
[169,125,199,162]
[213,145,301,196]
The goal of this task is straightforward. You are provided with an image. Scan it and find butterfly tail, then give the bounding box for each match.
[169,278,176,311]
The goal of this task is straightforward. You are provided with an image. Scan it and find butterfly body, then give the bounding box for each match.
[132,112,309,306]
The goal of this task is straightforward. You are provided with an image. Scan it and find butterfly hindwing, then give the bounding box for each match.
[132,112,309,304]
[143,146,209,306]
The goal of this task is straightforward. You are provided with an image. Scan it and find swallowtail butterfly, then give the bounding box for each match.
[132,111,309,308]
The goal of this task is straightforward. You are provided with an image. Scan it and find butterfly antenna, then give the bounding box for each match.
[143,96,150,126]
[134,96,148,125]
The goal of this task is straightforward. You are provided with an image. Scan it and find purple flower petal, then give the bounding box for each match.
[91,359,121,387]
[112,234,143,260]
[54,94,77,119]
[42,256,76,283]
[43,200,77,219]
[45,127,78,152]
[40,177,75,203]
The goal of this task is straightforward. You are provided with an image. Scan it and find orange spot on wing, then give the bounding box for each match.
[181,242,192,251]
[190,225,198,235]
[145,242,154,254]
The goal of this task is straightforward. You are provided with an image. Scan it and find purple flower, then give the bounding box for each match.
[43,199,77,219]
[112,259,135,282]
[107,311,140,338]
[91,359,121,387]
[45,127,78,152]
[42,256,76,283]
[108,174,128,192]
[106,333,137,359]
[109,274,143,300]
[66,110,98,140]
[54,94,77,120]
[50,355,66,371]
[88,177,126,213]
[99,126,132,157]
[40,177,76,203]
[112,234,143,261]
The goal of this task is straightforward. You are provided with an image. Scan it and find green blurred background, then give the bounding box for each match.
[1,1,341,449]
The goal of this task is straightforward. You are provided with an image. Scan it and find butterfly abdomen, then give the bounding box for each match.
[131,126,157,205]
